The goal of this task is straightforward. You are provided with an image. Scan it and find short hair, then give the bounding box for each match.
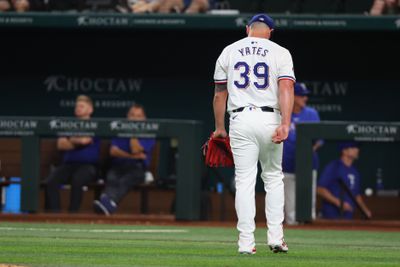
[76,95,93,107]
[129,103,145,113]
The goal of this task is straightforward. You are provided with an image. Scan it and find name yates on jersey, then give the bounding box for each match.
[238,46,269,57]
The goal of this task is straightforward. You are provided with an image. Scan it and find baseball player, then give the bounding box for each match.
[317,142,372,219]
[282,83,323,225]
[212,14,295,254]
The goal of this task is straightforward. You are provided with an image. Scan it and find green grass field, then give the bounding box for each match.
[0,222,399,267]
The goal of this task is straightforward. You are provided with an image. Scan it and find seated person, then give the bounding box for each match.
[317,142,372,220]
[11,0,30,12]
[0,0,11,11]
[46,95,100,213]
[0,0,44,11]
[129,0,211,13]
[283,82,323,225]
[185,0,211,13]
[370,0,400,15]
[93,104,156,215]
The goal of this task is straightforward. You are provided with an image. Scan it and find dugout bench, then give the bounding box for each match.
[1,138,162,214]
[0,117,203,220]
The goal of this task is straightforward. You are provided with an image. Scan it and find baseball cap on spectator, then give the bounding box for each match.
[248,14,275,30]
[337,141,360,151]
[294,83,310,96]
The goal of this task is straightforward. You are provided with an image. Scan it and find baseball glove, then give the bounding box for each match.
[202,132,234,167]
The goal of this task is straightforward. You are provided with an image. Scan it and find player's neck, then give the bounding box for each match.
[248,32,270,39]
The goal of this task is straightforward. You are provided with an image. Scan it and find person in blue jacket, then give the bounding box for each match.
[282,82,323,225]
[317,142,372,219]
[93,104,156,215]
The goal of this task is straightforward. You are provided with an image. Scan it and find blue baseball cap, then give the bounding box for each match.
[338,141,360,151]
[248,14,275,30]
[294,83,310,96]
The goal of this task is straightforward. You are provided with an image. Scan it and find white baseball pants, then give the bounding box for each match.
[229,107,284,252]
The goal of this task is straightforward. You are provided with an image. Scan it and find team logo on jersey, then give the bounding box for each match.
[347,174,356,189]
[289,122,296,132]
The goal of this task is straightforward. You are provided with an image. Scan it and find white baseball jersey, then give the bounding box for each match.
[214,36,296,112]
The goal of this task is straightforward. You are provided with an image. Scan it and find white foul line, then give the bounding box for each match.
[0,227,188,233]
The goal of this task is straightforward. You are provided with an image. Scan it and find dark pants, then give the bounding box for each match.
[46,163,97,212]
[104,162,145,204]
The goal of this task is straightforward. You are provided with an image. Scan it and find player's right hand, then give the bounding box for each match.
[365,209,372,219]
[131,152,147,160]
[69,136,92,145]
[213,129,228,138]
[342,202,353,212]
[272,124,289,144]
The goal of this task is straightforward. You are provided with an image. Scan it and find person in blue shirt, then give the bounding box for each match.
[282,82,323,225]
[93,104,156,215]
[317,142,372,219]
[129,0,212,13]
[46,95,100,213]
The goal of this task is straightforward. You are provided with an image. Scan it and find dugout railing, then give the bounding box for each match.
[296,121,400,222]
[0,117,203,220]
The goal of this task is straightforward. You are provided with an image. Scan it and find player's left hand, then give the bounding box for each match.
[272,124,289,144]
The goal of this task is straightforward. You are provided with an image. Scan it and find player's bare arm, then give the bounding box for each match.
[213,83,228,138]
[110,145,146,160]
[272,79,294,144]
[313,140,324,151]
[68,136,93,146]
[57,136,92,150]
[56,137,75,151]
[130,138,145,153]
[317,186,353,212]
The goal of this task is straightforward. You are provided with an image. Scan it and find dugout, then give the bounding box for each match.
[0,117,203,220]
[296,121,400,222]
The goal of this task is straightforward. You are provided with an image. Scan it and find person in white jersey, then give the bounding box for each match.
[212,14,295,254]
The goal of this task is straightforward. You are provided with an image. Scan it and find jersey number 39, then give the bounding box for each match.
[234,62,269,90]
